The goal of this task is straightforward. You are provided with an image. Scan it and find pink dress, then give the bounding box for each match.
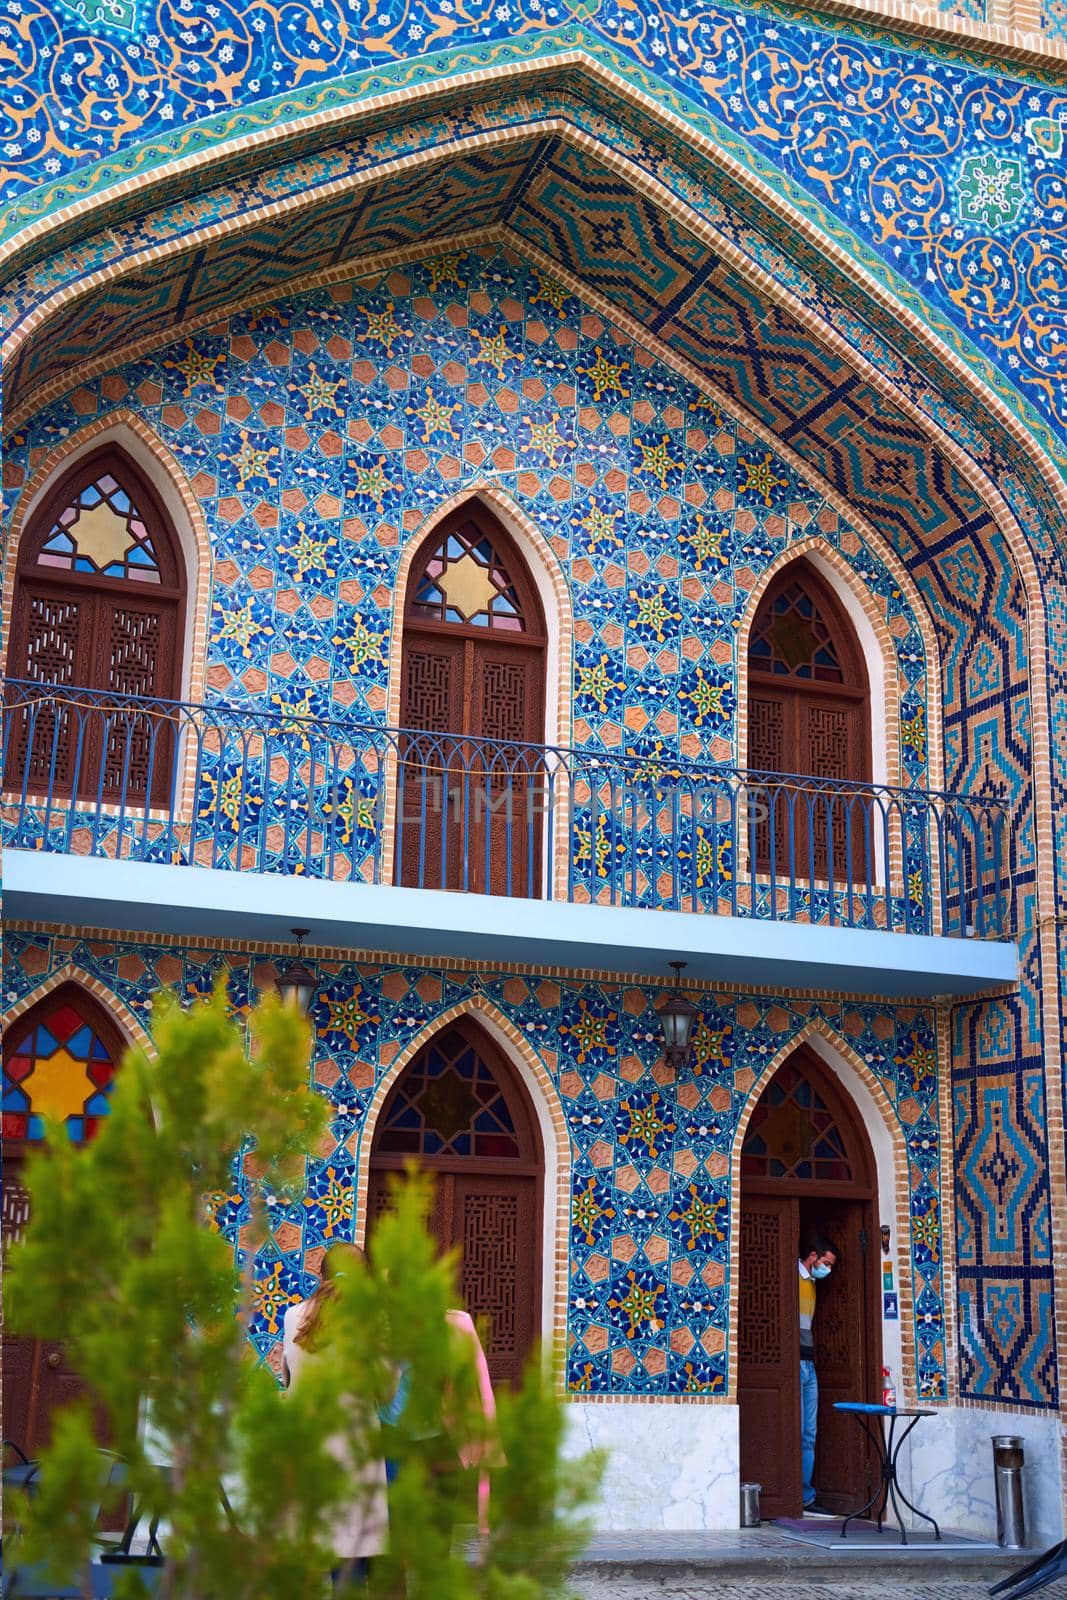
[282,1300,389,1561]
[446,1309,496,1538]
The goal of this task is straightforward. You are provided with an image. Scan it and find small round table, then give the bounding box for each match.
[832,1401,942,1545]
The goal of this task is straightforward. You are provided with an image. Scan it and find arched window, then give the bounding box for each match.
[2,982,125,1148]
[746,562,870,878]
[396,507,546,896]
[6,448,186,804]
[2,983,127,1456]
[368,1020,543,1384]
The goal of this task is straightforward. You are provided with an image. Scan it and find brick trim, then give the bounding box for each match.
[4,961,155,1058]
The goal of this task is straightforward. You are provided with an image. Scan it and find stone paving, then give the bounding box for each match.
[569,1527,1067,1599]
[573,1582,1067,1599]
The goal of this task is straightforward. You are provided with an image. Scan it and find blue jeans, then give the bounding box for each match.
[800,1358,818,1506]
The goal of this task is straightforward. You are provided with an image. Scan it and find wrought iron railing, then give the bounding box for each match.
[1,681,1012,938]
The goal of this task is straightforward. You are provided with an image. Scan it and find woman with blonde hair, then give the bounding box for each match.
[282,1243,388,1584]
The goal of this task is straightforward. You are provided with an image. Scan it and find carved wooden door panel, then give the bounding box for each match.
[468,640,544,900]
[397,636,466,890]
[806,1199,876,1514]
[366,1169,536,1388]
[737,1195,800,1518]
[7,588,90,797]
[800,698,868,883]
[452,1173,536,1386]
[1,1159,107,1458]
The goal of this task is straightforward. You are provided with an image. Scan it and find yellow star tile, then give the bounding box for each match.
[27,1046,89,1122]
[437,554,499,619]
[69,502,134,569]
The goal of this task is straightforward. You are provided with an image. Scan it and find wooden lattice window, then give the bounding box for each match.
[374,1026,527,1158]
[396,507,546,896]
[741,1054,854,1183]
[5,448,186,804]
[2,984,125,1148]
[410,517,533,631]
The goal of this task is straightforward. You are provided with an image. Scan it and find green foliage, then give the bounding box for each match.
[6,986,599,1599]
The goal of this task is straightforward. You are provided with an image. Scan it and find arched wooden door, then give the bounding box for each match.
[5,448,187,806]
[2,984,126,1456]
[396,507,547,897]
[367,1020,543,1385]
[737,1046,881,1518]
[747,562,871,881]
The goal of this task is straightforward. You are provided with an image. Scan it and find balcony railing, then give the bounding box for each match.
[1,681,1011,939]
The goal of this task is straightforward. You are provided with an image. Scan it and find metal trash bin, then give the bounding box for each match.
[740,1482,762,1527]
[991,1435,1025,1549]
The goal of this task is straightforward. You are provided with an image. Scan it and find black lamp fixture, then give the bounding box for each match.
[657,960,699,1069]
[275,927,317,1015]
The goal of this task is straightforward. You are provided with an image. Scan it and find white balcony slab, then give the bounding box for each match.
[3,850,1016,997]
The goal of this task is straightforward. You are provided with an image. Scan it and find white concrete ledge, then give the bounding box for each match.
[3,850,1017,998]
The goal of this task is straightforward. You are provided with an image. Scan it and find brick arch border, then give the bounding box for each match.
[2,411,214,827]
[728,1017,921,1405]
[4,961,155,1059]
[3,409,212,713]
[381,484,575,895]
[348,993,571,1368]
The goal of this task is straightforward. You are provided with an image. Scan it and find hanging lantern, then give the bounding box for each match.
[275,927,317,1015]
[657,960,698,1069]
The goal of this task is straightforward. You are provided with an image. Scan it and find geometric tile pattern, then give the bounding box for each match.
[2,251,1056,1407]
[3,249,934,789]
[5,3,1067,446]
[1,926,952,1400]
[952,999,1058,1407]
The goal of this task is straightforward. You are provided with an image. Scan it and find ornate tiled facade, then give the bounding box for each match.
[4,0,1067,1521]
[1,926,952,1401]
[3,248,1061,1411]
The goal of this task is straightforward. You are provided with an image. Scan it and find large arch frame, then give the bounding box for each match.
[730,1018,933,1407]
[350,995,571,1365]
[4,59,1065,1422]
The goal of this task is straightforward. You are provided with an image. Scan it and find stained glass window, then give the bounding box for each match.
[741,1057,853,1182]
[749,581,845,682]
[411,520,528,630]
[34,470,162,584]
[2,993,119,1144]
[376,1028,521,1158]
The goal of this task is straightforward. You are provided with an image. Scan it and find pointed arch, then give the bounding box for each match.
[3,411,211,710]
[388,484,573,753]
[351,994,569,1361]
[736,534,943,796]
[2,962,152,1057]
[2,974,144,1147]
[731,1018,923,1406]
[384,489,571,897]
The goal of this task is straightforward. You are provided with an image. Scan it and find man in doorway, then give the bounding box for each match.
[798,1231,839,1517]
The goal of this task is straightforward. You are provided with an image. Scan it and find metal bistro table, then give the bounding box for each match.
[833,1401,942,1545]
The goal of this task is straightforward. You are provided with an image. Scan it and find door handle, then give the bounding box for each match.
[45,1351,62,1369]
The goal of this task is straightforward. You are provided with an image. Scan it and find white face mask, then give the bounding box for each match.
[812,1262,832,1280]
